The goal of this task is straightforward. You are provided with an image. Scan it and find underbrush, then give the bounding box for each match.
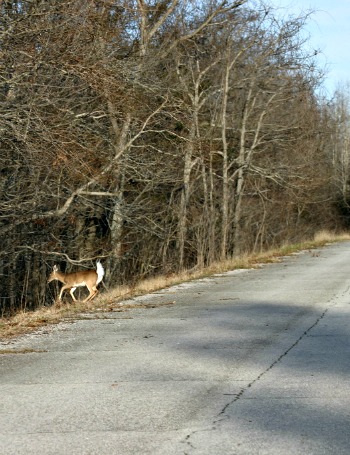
[1,230,349,340]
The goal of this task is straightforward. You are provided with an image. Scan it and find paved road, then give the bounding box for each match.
[2,242,350,454]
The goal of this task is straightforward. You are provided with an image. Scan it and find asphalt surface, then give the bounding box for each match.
[2,241,350,454]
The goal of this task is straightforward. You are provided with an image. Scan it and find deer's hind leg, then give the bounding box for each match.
[83,285,98,303]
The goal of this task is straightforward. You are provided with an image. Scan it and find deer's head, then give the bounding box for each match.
[47,265,59,283]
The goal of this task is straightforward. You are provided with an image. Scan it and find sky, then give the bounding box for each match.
[255,0,350,95]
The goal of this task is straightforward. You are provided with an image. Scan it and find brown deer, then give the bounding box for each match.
[47,261,104,303]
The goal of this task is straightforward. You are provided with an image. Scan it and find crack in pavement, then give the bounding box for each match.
[181,289,349,454]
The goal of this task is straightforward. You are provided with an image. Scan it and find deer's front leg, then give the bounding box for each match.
[69,287,78,301]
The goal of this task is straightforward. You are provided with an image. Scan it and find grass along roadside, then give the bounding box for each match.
[1,230,349,340]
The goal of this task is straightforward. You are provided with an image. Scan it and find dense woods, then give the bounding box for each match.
[1,0,350,315]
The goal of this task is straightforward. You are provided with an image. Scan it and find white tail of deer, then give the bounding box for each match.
[47,261,104,303]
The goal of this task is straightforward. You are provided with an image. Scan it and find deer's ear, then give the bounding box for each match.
[53,265,58,272]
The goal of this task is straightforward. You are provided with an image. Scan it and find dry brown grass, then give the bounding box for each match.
[313,229,350,243]
[1,230,349,340]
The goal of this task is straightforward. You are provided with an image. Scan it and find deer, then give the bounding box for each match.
[47,261,105,303]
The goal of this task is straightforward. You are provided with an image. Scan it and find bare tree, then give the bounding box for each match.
[0,0,344,315]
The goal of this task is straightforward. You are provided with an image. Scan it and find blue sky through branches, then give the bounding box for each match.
[267,0,350,95]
